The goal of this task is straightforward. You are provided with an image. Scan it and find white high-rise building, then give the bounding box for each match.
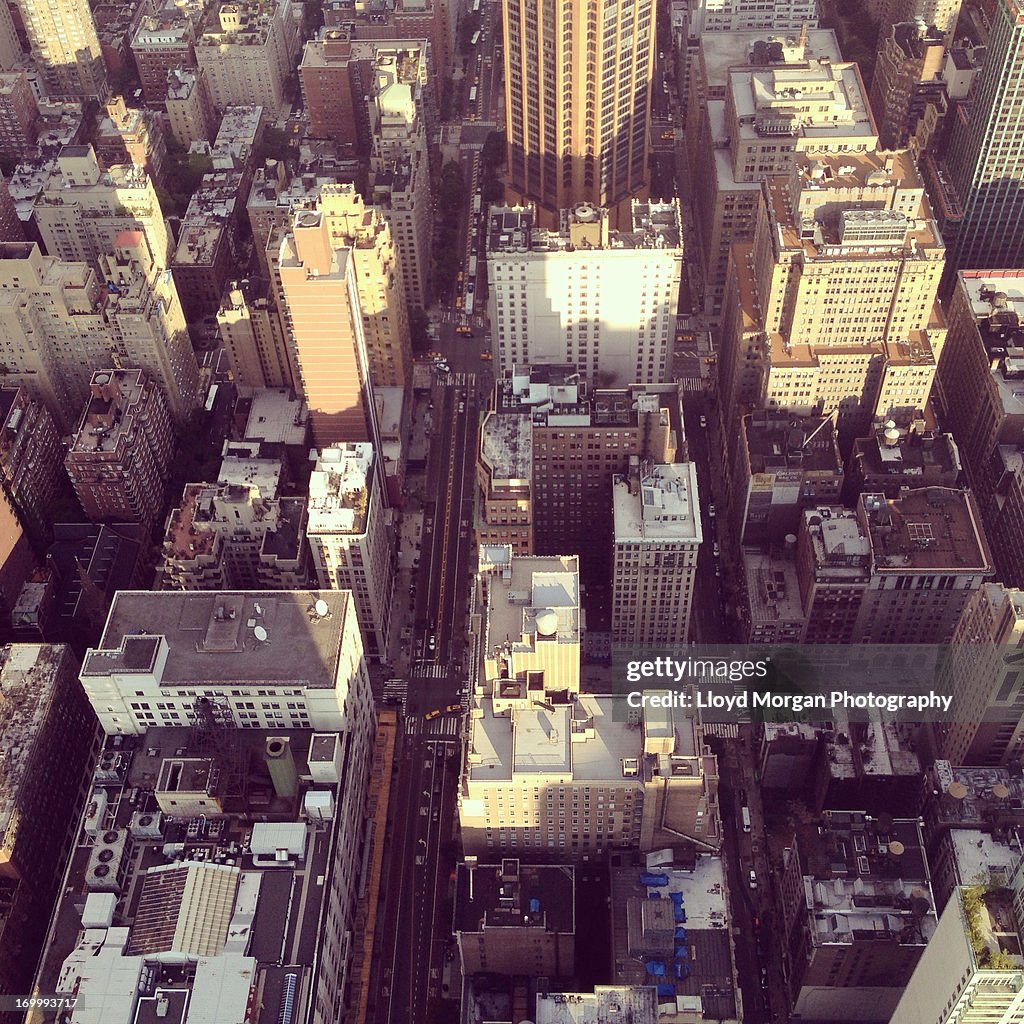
[486,201,683,386]
[890,876,1024,1024]
[306,443,395,662]
[79,589,369,734]
[33,144,171,272]
[612,461,702,645]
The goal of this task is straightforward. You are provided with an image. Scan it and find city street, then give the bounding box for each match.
[369,10,505,1024]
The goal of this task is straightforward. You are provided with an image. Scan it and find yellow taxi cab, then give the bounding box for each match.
[445,703,462,713]
[425,709,442,720]
[480,351,493,360]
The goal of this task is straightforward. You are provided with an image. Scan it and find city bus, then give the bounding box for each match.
[741,806,751,833]
[470,30,481,46]
[468,84,478,103]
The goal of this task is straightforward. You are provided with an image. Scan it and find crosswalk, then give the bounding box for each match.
[437,371,476,388]
[426,716,464,737]
[404,715,463,736]
[414,662,447,679]
[679,377,704,393]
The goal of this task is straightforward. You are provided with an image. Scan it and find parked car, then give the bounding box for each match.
[749,870,758,889]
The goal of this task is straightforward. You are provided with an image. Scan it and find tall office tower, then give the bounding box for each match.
[369,53,433,312]
[779,815,936,1023]
[0,386,66,542]
[0,242,196,429]
[131,0,205,102]
[33,144,171,273]
[938,272,1024,587]
[854,487,993,643]
[195,0,300,113]
[486,202,683,386]
[316,184,411,391]
[0,171,22,242]
[719,152,946,444]
[502,0,654,225]
[0,73,38,161]
[611,460,702,645]
[275,190,409,445]
[794,506,870,644]
[16,0,108,98]
[890,874,1024,1024]
[935,583,1024,767]
[99,232,200,423]
[80,590,371,734]
[475,367,682,579]
[306,443,394,661]
[731,411,843,549]
[687,32,875,318]
[65,369,175,526]
[0,645,99,1000]
[276,205,371,446]
[217,279,294,394]
[0,2,20,71]
[172,106,265,321]
[93,96,167,186]
[476,404,534,556]
[871,22,947,151]
[875,0,962,40]
[299,32,364,155]
[943,0,1024,274]
[163,461,310,591]
[166,67,217,147]
[463,549,722,858]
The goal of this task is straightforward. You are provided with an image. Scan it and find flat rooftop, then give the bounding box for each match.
[484,555,581,656]
[743,552,804,625]
[454,861,575,934]
[927,761,1024,827]
[243,389,310,447]
[949,829,1021,891]
[730,61,875,143]
[612,856,735,1020]
[487,201,683,254]
[853,427,961,484]
[743,412,841,474]
[535,987,657,1024]
[70,369,152,456]
[466,695,644,784]
[612,464,702,544]
[35,727,337,1024]
[797,812,937,946]
[698,29,842,89]
[804,507,871,573]
[860,487,991,573]
[480,409,532,482]
[306,443,373,535]
[958,272,1024,418]
[82,591,351,688]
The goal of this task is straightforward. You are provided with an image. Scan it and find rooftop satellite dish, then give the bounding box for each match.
[254,625,268,642]
[315,599,329,617]
[947,781,968,799]
[888,840,905,856]
[993,783,1010,799]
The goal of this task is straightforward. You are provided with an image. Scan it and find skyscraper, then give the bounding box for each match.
[944,0,1024,273]
[502,0,655,224]
[15,0,108,98]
